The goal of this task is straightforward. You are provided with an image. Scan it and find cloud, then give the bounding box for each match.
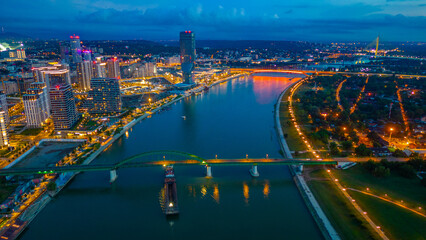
[0,1,425,41]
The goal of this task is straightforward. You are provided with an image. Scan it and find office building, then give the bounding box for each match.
[33,66,71,89]
[88,78,121,114]
[77,61,93,90]
[0,81,18,95]
[180,31,196,84]
[23,82,50,128]
[70,35,82,63]
[0,92,9,125]
[0,111,8,147]
[49,84,78,130]
[82,50,92,61]
[93,62,107,78]
[106,58,120,79]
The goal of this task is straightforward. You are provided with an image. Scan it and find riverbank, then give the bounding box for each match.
[274,79,341,240]
[2,73,246,240]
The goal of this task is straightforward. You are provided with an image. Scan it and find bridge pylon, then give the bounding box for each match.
[249,165,259,177]
[206,165,212,178]
[110,169,118,183]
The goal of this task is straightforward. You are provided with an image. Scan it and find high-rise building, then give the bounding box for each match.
[23,82,50,128]
[60,43,70,64]
[0,111,8,147]
[49,84,78,130]
[33,66,71,89]
[76,61,93,91]
[16,49,26,59]
[180,31,196,84]
[17,77,35,94]
[93,62,107,78]
[0,92,9,125]
[106,58,120,79]
[82,50,92,61]
[87,78,121,114]
[70,35,82,63]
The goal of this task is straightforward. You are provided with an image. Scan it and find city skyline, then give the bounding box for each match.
[0,0,425,42]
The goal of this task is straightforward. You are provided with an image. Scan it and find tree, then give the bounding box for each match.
[397,164,416,178]
[362,159,376,173]
[392,149,407,158]
[341,141,353,151]
[421,178,426,188]
[47,181,57,191]
[329,142,340,156]
[355,144,372,157]
[373,166,390,178]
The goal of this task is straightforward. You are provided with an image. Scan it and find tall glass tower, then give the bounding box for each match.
[70,34,82,63]
[180,31,195,84]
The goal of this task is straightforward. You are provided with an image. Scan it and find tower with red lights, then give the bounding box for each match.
[180,31,195,84]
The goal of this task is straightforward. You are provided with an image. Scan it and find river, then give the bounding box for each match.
[20,73,322,240]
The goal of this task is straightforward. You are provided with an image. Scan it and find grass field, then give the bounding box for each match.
[306,168,379,240]
[350,191,426,240]
[333,165,426,211]
[0,184,18,203]
[279,83,313,155]
[19,128,43,136]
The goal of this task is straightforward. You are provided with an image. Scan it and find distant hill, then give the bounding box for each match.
[0,32,31,41]
[161,40,316,51]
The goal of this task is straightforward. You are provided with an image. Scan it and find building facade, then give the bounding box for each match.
[180,31,196,84]
[0,92,9,125]
[0,111,8,147]
[106,58,120,79]
[88,78,121,114]
[76,61,93,91]
[23,82,50,128]
[70,35,82,63]
[49,84,78,130]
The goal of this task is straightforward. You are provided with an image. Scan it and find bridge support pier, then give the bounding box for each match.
[110,169,118,183]
[297,164,303,173]
[249,165,259,177]
[206,165,212,178]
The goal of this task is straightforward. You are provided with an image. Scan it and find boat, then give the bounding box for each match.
[164,166,179,215]
[181,116,186,120]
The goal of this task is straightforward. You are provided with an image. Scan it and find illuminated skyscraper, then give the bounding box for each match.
[93,62,107,78]
[106,58,120,79]
[23,82,50,128]
[49,84,78,130]
[180,31,195,84]
[70,34,82,63]
[88,78,121,114]
[32,65,71,89]
[0,92,9,125]
[0,111,8,147]
[77,61,93,90]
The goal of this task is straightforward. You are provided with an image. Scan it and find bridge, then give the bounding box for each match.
[0,151,337,182]
[230,68,426,79]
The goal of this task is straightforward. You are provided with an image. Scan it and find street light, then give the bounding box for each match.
[389,128,394,145]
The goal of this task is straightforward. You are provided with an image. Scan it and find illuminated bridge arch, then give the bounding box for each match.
[114,150,206,168]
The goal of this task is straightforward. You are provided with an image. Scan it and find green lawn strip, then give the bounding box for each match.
[0,184,18,203]
[333,165,426,210]
[279,90,307,152]
[306,169,379,240]
[349,191,426,240]
[19,128,43,136]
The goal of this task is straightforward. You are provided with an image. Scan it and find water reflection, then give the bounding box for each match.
[263,180,270,199]
[213,184,220,204]
[243,182,249,205]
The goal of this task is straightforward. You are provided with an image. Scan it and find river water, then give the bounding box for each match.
[20,73,322,240]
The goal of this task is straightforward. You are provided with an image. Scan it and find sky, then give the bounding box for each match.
[0,0,425,42]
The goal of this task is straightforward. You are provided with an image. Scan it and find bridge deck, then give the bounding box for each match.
[0,158,337,176]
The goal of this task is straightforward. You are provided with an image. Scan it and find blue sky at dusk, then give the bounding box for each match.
[1,0,425,41]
